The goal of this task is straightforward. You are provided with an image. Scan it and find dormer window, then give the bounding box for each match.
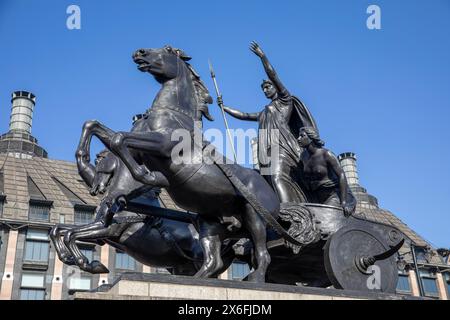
[28,199,52,222]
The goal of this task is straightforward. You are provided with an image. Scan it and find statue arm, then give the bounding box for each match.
[222,105,259,121]
[325,150,351,216]
[260,55,290,97]
[250,42,290,97]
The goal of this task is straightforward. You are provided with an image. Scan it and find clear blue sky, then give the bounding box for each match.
[0,0,449,248]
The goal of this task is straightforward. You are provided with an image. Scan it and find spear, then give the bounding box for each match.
[208,59,237,163]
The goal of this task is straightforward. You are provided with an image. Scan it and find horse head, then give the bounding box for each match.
[133,45,190,81]
[90,150,117,196]
[133,45,214,122]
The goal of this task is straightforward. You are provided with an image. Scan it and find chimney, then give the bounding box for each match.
[0,91,47,158]
[9,91,36,134]
[337,152,360,186]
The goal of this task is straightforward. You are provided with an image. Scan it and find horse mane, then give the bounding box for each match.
[164,46,214,121]
[184,62,214,121]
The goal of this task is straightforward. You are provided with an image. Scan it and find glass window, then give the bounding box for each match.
[20,273,45,300]
[27,229,49,241]
[21,274,45,287]
[231,262,250,280]
[115,251,136,270]
[74,207,94,225]
[29,202,50,221]
[0,199,4,216]
[24,229,49,263]
[20,289,45,300]
[69,276,91,291]
[396,274,411,293]
[443,273,450,296]
[422,277,439,297]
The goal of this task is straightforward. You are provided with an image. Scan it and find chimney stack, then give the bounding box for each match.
[9,91,36,134]
[0,91,47,158]
[338,152,360,186]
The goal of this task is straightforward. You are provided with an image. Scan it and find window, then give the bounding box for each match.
[24,229,49,263]
[74,205,95,225]
[444,273,450,295]
[20,289,45,300]
[20,273,45,300]
[28,200,51,222]
[68,276,91,291]
[115,251,136,270]
[420,270,439,297]
[230,262,250,280]
[396,274,411,294]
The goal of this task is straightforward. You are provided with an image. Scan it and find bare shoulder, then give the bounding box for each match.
[323,149,339,162]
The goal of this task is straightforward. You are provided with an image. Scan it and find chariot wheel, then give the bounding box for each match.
[324,221,402,293]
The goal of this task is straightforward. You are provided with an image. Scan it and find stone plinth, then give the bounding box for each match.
[73,272,422,300]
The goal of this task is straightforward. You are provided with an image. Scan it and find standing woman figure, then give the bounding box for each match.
[218,41,318,203]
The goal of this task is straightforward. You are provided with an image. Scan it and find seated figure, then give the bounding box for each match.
[297,127,356,216]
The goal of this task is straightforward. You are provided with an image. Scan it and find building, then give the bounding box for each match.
[0,91,448,299]
[0,91,204,300]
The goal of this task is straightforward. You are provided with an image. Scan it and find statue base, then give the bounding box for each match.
[72,272,421,300]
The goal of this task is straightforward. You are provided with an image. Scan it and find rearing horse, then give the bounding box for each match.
[76,45,280,282]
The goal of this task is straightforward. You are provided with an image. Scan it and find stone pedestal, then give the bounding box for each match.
[73,272,422,300]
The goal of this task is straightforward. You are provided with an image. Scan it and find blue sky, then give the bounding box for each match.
[0,0,449,248]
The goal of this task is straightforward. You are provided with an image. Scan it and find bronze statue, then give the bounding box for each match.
[51,43,406,292]
[71,45,297,282]
[218,42,318,204]
[297,127,356,216]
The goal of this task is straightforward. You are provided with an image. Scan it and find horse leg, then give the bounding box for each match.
[50,225,76,265]
[77,120,116,159]
[63,221,113,274]
[77,120,169,187]
[194,235,224,278]
[241,203,270,283]
[194,220,224,278]
[108,131,170,186]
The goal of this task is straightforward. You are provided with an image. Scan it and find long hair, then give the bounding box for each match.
[300,127,325,147]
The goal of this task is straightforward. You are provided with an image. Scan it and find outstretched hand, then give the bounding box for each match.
[250,41,265,58]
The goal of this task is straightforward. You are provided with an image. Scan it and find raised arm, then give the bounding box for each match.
[325,150,352,216]
[217,96,259,121]
[250,41,290,97]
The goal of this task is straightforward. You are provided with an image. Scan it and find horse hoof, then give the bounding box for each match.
[246,272,265,283]
[88,260,110,274]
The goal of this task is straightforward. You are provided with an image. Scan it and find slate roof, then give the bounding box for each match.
[0,153,178,224]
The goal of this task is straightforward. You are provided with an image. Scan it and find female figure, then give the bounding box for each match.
[297,127,356,216]
[219,42,317,203]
